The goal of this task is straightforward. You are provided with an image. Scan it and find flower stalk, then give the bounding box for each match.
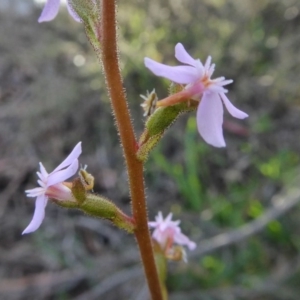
[100,0,163,299]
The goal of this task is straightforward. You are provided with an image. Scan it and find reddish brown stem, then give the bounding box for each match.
[100,1,163,299]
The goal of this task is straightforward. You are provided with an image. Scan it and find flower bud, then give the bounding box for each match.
[69,0,101,49]
[70,168,94,204]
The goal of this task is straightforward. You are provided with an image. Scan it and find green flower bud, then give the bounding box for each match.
[69,0,101,50]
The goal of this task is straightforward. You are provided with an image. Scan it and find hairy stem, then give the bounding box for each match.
[100,1,163,299]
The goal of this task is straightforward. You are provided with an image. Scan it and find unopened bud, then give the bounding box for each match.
[69,0,101,49]
[70,168,94,204]
[79,168,94,191]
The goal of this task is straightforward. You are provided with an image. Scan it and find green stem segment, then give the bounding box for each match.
[100,1,163,299]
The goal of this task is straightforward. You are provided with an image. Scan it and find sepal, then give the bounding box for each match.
[51,198,79,209]
[53,169,135,233]
[71,177,87,204]
[166,245,187,262]
[137,84,197,162]
[81,194,135,233]
[152,241,168,300]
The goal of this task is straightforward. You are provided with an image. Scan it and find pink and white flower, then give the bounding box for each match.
[149,212,196,252]
[38,0,81,23]
[22,142,82,234]
[144,43,248,147]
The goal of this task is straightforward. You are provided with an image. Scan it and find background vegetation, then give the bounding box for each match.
[1,0,300,299]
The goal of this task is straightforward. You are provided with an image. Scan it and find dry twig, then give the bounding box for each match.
[193,188,300,257]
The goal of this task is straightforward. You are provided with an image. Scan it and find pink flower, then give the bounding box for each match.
[23,142,82,234]
[144,43,248,147]
[149,212,196,252]
[38,0,81,23]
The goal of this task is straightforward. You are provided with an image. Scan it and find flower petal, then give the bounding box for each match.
[214,78,233,86]
[207,62,215,77]
[152,230,166,246]
[197,92,226,147]
[174,43,205,77]
[174,232,196,250]
[47,159,79,186]
[148,221,157,228]
[52,142,82,173]
[188,241,197,251]
[22,195,47,234]
[220,93,248,119]
[66,2,81,22]
[144,58,198,84]
[46,183,72,200]
[25,187,45,197]
[39,162,49,179]
[175,43,197,67]
[38,0,61,23]
[165,213,173,223]
[157,211,164,222]
[37,180,46,188]
[204,56,212,71]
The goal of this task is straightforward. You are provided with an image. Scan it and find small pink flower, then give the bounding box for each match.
[149,212,196,252]
[22,142,82,234]
[144,43,248,147]
[38,0,81,23]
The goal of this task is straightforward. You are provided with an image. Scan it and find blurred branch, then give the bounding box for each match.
[173,255,300,300]
[0,261,143,299]
[193,188,300,257]
[74,266,143,300]
[0,270,86,299]
[173,285,300,300]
